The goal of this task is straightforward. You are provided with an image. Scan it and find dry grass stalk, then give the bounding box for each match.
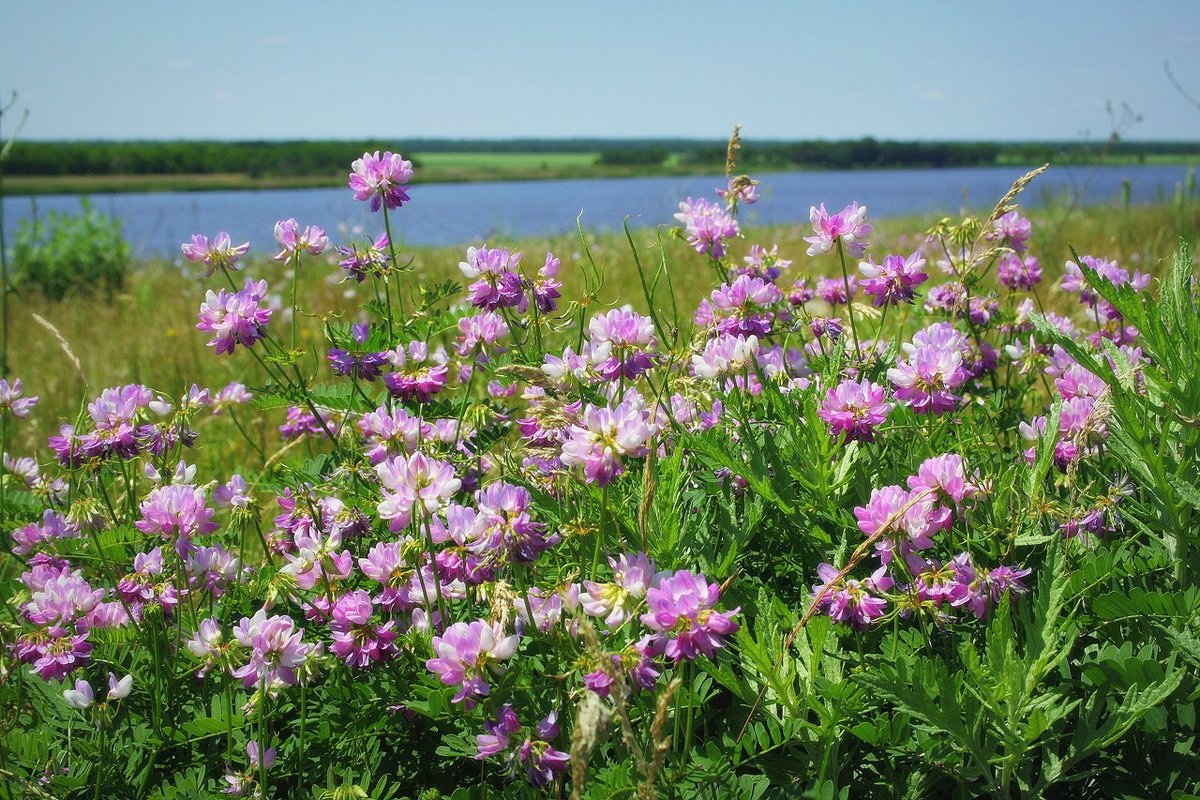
[573,618,682,799]
[983,163,1049,229]
[725,125,743,178]
[960,163,1049,276]
[569,691,610,800]
[641,677,681,799]
[30,311,86,388]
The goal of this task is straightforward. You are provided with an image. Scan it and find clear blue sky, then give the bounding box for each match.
[4,1,1199,142]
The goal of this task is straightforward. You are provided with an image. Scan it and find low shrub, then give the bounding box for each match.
[13,197,130,299]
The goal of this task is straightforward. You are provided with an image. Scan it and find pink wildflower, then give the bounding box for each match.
[272,218,328,260]
[181,232,249,276]
[136,483,217,556]
[804,202,871,258]
[858,251,928,306]
[640,570,739,661]
[376,451,461,531]
[819,378,893,442]
[674,197,740,258]
[426,620,519,706]
[0,378,39,418]
[560,397,658,486]
[456,311,510,356]
[587,308,658,380]
[475,706,570,787]
[580,552,662,629]
[348,150,414,212]
[196,279,272,355]
[812,563,892,629]
[329,589,398,668]
[997,253,1043,291]
[230,609,313,690]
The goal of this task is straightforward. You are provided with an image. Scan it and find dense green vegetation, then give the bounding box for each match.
[2,173,1199,798]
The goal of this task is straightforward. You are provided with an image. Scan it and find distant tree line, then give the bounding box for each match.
[7,138,1199,177]
[678,139,1003,170]
[596,146,671,166]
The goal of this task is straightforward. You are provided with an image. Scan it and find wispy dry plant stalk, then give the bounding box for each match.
[642,677,681,799]
[573,619,680,799]
[30,311,86,389]
[569,691,609,800]
[725,125,742,179]
[965,163,1050,274]
[723,124,759,214]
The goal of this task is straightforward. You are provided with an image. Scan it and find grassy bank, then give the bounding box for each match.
[2,152,711,195]
[6,148,1199,196]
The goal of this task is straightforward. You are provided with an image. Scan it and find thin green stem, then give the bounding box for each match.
[298,680,309,783]
[0,414,8,521]
[382,206,407,319]
[591,483,611,577]
[258,677,270,800]
[228,408,266,463]
[835,239,861,355]
[289,253,299,351]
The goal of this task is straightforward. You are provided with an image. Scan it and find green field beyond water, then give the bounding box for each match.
[5,138,1198,194]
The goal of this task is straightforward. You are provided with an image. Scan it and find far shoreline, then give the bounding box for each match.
[6,156,1197,197]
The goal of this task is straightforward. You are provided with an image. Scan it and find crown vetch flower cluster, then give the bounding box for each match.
[475,706,570,787]
[181,231,250,276]
[0,378,39,418]
[426,619,519,707]
[858,251,928,306]
[888,322,971,415]
[640,570,740,661]
[805,202,871,258]
[273,218,328,260]
[136,483,218,556]
[560,393,660,486]
[196,279,273,355]
[349,150,414,212]
[674,197,740,258]
[230,609,315,690]
[819,378,893,443]
[816,453,1027,629]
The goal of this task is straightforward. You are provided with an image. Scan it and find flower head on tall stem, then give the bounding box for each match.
[804,202,871,258]
[858,251,928,307]
[426,619,519,707]
[819,378,893,442]
[181,232,249,276]
[0,378,38,419]
[272,219,328,260]
[196,280,273,355]
[349,151,414,212]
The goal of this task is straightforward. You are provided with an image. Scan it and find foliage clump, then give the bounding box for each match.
[14,198,129,299]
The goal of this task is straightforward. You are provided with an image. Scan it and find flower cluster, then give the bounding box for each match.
[348,150,414,212]
[196,279,273,355]
[181,231,250,276]
[674,197,740,258]
[814,453,1029,629]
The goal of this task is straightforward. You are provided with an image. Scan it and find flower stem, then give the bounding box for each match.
[382,206,407,320]
[835,239,861,355]
[289,253,299,352]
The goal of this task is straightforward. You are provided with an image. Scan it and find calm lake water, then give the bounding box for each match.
[2,164,1192,261]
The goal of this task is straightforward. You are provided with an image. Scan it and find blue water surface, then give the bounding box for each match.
[2,164,1190,261]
